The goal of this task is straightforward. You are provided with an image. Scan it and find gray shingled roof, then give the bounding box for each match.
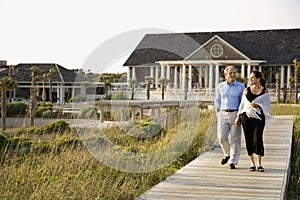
[123,28,300,66]
[0,63,85,83]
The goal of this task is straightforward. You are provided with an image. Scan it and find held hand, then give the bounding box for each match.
[234,116,241,126]
[250,103,259,108]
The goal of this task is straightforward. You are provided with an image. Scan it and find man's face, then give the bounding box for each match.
[225,68,236,83]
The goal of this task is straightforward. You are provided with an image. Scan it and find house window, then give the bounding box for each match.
[210,44,223,58]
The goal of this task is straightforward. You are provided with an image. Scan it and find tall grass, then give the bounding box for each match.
[270,104,300,116]
[0,109,216,199]
[271,103,300,199]
[288,117,300,199]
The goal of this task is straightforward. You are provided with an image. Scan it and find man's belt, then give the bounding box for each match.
[222,109,238,112]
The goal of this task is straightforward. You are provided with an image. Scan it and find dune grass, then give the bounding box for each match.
[0,109,216,199]
[271,104,300,199]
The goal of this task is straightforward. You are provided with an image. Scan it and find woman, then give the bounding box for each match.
[235,71,271,172]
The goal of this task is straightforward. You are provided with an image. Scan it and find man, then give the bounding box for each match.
[215,66,245,169]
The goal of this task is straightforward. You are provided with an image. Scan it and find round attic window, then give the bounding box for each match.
[210,44,223,58]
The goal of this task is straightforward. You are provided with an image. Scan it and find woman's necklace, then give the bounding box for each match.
[251,85,262,94]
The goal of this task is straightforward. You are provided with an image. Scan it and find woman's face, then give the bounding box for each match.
[249,73,260,86]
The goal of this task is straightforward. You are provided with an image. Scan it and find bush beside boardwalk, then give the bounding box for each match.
[0,104,299,199]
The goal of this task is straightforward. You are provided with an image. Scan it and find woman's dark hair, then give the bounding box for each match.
[251,70,266,87]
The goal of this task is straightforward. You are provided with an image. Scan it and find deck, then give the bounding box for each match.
[137,115,293,200]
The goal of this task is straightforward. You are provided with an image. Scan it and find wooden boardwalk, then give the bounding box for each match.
[137,116,293,200]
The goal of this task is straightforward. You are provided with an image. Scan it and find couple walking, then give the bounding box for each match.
[215,66,271,172]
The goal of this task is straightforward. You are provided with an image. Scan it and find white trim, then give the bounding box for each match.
[184,35,251,61]
[157,60,266,65]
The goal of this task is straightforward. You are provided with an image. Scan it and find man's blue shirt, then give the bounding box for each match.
[214,80,245,110]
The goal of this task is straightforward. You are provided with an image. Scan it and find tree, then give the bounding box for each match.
[288,77,294,103]
[159,77,169,100]
[275,72,280,103]
[145,76,154,100]
[29,66,39,127]
[101,74,113,99]
[293,58,299,104]
[8,65,16,102]
[41,78,47,103]
[43,68,57,103]
[0,77,16,131]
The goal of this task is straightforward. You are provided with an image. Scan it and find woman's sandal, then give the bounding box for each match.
[258,166,264,172]
[249,166,256,171]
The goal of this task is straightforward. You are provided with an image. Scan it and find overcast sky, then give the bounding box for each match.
[1,0,300,74]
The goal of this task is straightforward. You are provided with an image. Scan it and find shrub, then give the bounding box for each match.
[68,95,86,103]
[35,103,54,118]
[35,107,52,118]
[126,121,163,138]
[34,120,70,135]
[78,107,96,119]
[0,133,8,151]
[111,91,128,100]
[5,102,28,117]
[38,102,53,108]
[42,110,53,118]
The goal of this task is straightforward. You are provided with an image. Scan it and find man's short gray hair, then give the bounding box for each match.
[224,66,236,74]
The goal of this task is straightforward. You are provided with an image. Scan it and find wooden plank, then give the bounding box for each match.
[136,116,293,200]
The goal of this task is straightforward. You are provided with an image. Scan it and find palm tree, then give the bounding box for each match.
[0,77,15,131]
[159,77,169,100]
[145,76,154,100]
[276,72,280,103]
[41,78,47,103]
[29,66,39,127]
[288,77,294,103]
[293,58,299,104]
[8,65,16,102]
[43,68,57,103]
[101,74,113,99]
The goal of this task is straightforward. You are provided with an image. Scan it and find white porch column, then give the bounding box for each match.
[199,66,203,88]
[167,65,170,89]
[241,64,245,78]
[188,64,192,91]
[13,88,16,98]
[269,66,273,83]
[127,67,131,87]
[60,84,65,103]
[247,64,251,86]
[150,67,154,87]
[182,64,186,91]
[174,66,178,89]
[179,66,182,89]
[161,65,165,78]
[281,65,285,89]
[150,67,154,77]
[287,65,291,88]
[72,85,75,98]
[56,84,60,103]
[205,65,209,88]
[209,64,213,94]
[132,67,136,79]
[215,63,219,89]
[155,66,159,88]
[259,65,262,72]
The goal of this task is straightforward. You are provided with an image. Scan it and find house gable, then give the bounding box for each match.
[185,35,250,61]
